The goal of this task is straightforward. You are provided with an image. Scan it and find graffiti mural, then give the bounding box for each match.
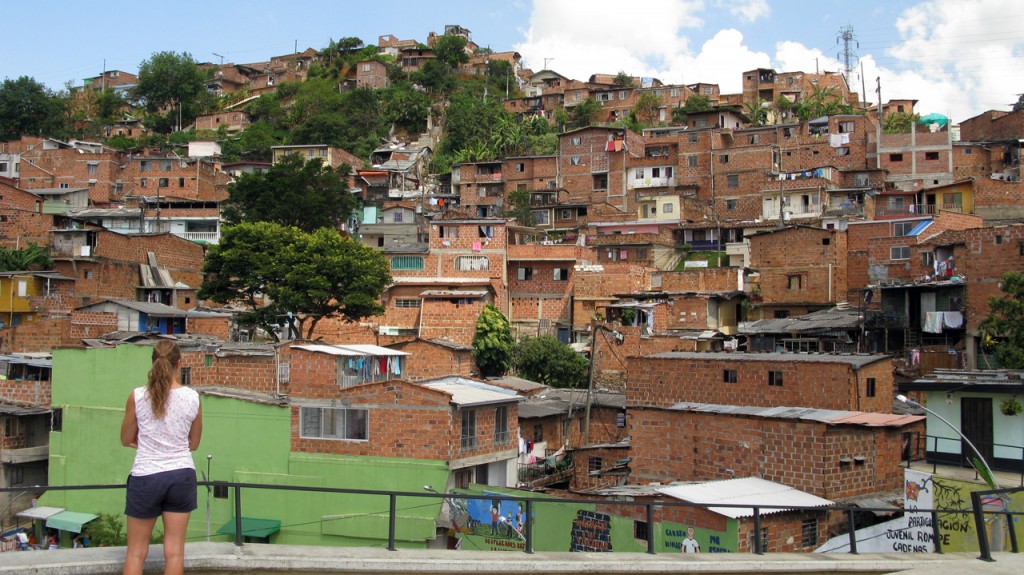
[663,521,736,553]
[455,492,530,551]
[569,510,611,552]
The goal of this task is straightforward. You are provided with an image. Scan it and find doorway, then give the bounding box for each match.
[960,397,993,467]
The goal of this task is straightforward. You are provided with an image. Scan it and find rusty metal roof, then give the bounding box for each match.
[739,306,863,334]
[667,402,924,428]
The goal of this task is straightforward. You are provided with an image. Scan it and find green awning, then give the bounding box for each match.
[46,511,98,532]
[216,517,281,538]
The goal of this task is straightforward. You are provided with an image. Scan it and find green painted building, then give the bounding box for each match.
[43,344,447,547]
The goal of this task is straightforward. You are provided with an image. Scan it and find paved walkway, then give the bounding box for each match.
[1,543,1022,574]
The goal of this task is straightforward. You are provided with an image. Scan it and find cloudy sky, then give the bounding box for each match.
[5,0,1023,123]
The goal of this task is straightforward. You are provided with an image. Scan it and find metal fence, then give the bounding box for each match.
[2,481,1021,559]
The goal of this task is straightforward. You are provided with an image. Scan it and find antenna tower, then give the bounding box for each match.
[836,25,859,85]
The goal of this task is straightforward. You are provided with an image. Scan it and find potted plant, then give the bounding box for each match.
[1000,396,1021,416]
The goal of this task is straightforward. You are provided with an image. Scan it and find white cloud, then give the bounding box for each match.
[715,0,770,23]
[513,0,1024,121]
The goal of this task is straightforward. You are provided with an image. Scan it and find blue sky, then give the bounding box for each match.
[6,1,1023,122]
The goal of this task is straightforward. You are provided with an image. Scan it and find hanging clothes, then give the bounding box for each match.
[942,311,963,329]
[923,312,944,333]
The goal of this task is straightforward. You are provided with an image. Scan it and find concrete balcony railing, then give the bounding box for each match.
[0,444,48,464]
[172,231,221,244]
[630,177,675,189]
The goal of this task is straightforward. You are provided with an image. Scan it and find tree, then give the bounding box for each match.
[506,189,535,226]
[220,154,357,232]
[568,98,602,129]
[472,305,514,377]
[795,85,854,120]
[883,111,920,134]
[632,92,663,127]
[199,223,390,340]
[0,243,52,271]
[672,93,713,125]
[514,336,589,388]
[612,71,635,88]
[980,271,1024,368]
[1012,93,1024,113]
[0,76,67,140]
[134,51,210,132]
[744,98,770,127]
[432,34,470,69]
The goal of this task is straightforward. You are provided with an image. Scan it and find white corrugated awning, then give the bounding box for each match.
[17,506,64,521]
[292,344,409,357]
[657,477,832,519]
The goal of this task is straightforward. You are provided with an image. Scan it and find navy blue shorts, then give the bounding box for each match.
[125,468,197,519]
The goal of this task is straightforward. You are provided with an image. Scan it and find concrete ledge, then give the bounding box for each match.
[1,543,1022,574]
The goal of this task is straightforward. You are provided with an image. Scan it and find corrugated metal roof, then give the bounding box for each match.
[0,354,52,368]
[667,402,924,428]
[657,477,833,519]
[421,377,521,406]
[0,402,51,415]
[292,344,409,357]
[78,299,188,317]
[420,290,488,297]
[391,277,492,285]
[487,375,547,393]
[648,351,888,368]
[740,306,863,334]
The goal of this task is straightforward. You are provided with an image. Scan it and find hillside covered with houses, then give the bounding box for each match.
[1,23,1023,554]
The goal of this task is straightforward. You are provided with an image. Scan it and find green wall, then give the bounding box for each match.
[44,345,448,548]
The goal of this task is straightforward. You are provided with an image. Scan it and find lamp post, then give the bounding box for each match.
[896,394,1006,552]
[205,454,213,542]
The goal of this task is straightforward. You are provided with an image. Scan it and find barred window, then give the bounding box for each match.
[395,299,421,308]
[391,256,424,270]
[801,519,818,547]
[456,256,489,271]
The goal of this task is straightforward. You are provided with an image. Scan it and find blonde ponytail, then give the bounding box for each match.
[147,340,181,418]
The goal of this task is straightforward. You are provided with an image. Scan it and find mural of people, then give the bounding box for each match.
[681,526,701,553]
[490,503,500,535]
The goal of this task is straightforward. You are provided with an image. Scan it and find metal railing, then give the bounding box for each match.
[902,431,1024,486]
[2,481,1019,557]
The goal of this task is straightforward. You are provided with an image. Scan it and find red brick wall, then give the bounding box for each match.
[387,339,477,380]
[0,318,73,354]
[0,377,51,406]
[748,227,848,305]
[0,182,50,248]
[626,354,892,412]
[960,109,1024,142]
[964,224,1024,333]
[355,61,389,90]
[188,317,231,340]
[629,409,908,500]
[658,267,740,292]
[19,148,122,205]
[419,298,488,346]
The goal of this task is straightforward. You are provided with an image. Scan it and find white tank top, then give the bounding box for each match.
[130,386,199,476]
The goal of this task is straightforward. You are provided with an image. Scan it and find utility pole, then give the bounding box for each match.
[875,77,883,170]
[583,316,599,445]
[836,25,859,87]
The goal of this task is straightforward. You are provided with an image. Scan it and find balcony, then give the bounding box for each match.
[495,430,512,446]
[172,231,220,244]
[630,176,675,189]
[0,444,48,464]
[460,435,477,451]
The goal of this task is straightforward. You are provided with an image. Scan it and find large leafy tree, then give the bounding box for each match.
[568,98,602,129]
[432,34,470,69]
[980,271,1024,368]
[472,305,514,377]
[514,336,589,388]
[0,76,67,140]
[220,154,356,232]
[0,243,52,271]
[632,93,663,128]
[135,51,210,132]
[672,93,712,125]
[199,222,390,340]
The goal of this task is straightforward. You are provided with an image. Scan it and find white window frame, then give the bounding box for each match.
[455,256,490,271]
[300,407,369,441]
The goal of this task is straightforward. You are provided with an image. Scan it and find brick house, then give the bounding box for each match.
[507,239,594,341]
[195,111,251,134]
[271,145,365,172]
[384,338,477,380]
[0,353,53,522]
[558,127,644,212]
[0,179,49,248]
[963,224,1024,368]
[354,60,389,90]
[0,271,76,327]
[18,140,123,206]
[746,226,848,319]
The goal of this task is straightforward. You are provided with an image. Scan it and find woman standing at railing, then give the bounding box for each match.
[120,341,203,575]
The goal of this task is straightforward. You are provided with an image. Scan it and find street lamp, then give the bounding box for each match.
[896,395,999,489]
[203,454,213,542]
[896,394,1007,552]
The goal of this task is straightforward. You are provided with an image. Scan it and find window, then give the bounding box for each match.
[495,406,509,445]
[9,465,22,485]
[687,155,698,168]
[178,177,186,187]
[890,153,904,162]
[727,174,739,188]
[140,161,151,172]
[83,269,93,279]
[300,407,368,441]
[516,162,525,172]
[822,238,831,246]
[561,209,572,219]
[768,371,783,386]
[570,155,582,166]
[160,160,172,171]
[836,147,850,156]
[180,367,192,386]
[461,410,477,449]
[838,121,855,133]
[456,256,489,271]
[588,456,603,473]
[395,299,421,308]
[51,408,62,432]
[4,417,18,437]
[440,225,459,239]
[890,246,910,260]
[533,211,550,225]
[662,203,673,214]
[963,148,973,155]
[392,211,404,223]
[774,310,791,319]
[88,164,98,175]
[593,173,608,189]
[140,178,147,188]
[788,275,802,290]
[158,178,169,187]
[719,154,729,164]
[866,377,876,397]
[783,127,793,139]
[893,222,914,236]
[801,520,818,548]
[516,267,535,281]
[570,137,582,146]
[307,149,315,158]
[533,423,543,442]
[553,268,569,281]
[723,369,737,383]
[995,235,1003,245]
[726,199,737,210]
[925,152,939,160]
[689,133,699,143]
[634,168,645,179]
[390,256,424,270]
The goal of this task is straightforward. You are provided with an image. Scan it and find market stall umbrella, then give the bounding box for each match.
[917,113,949,128]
